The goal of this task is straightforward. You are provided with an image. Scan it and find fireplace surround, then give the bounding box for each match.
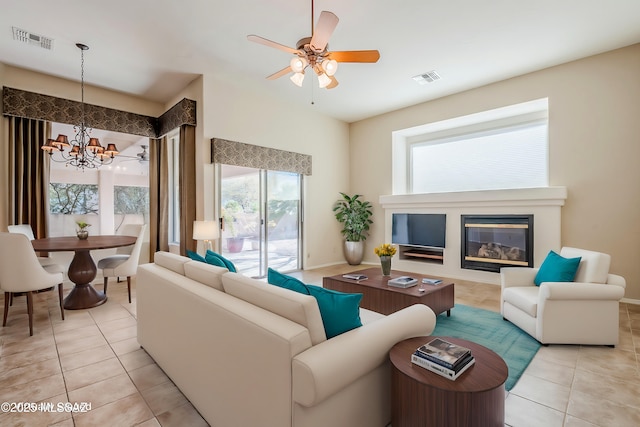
[461,215,533,273]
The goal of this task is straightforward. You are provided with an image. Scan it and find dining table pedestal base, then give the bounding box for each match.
[63,283,107,310]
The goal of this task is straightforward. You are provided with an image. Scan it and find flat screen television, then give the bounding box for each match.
[392,213,446,249]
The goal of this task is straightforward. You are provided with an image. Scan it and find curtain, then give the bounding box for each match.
[149,136,169,260]
[7,117,51,239]
[179,125,196,255]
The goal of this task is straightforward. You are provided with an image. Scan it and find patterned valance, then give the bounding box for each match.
[2,87,197,138]
[212,138,312,176]
[157,98,197,137]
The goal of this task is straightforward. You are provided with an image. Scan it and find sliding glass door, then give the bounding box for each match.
[220,165,301,277]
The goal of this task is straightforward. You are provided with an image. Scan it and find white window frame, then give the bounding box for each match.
[392,98,549,195]
[167,130,180,245]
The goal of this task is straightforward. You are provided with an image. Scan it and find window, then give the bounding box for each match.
[49,183,99,214]
[114,185,149,230]
[393,99,549,194]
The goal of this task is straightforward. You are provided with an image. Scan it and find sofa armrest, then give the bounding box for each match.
[607,273,626,289]
[539,282,625,301]
[501,267,539,289]
[292,304,435,407]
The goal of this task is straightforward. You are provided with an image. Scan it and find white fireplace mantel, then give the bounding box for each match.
[379,186,567,285]
[380,187,567,209]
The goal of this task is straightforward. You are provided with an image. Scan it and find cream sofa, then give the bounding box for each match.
[137,252,436,427]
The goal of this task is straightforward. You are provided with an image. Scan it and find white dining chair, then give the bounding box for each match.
[98,224,146,303]
[0,232,65,336]
[8,224,60,268]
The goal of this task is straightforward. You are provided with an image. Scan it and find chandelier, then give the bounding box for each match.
[42,43,118,170]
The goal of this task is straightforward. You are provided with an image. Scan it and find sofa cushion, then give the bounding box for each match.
[222,272,327,345]
[534,250,581,286]
[183,260,227,291]
[503,286,539,317]
[205,250,237,273]
[560,247,611,283]
[186,250,207,263]
[268,269,363,339]
[268,268,310,294]
[305,285,363,339]
[153,251,190,275]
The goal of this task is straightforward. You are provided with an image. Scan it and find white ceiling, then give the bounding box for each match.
[2,0,640,123]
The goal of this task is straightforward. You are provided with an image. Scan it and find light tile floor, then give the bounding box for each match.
[0,264,638,426]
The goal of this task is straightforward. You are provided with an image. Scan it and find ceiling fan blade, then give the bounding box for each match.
[327,50,380,63]
[247,35,300,55]
[310,11,339,52]
[267,66,293,80]
[327,76,339,89]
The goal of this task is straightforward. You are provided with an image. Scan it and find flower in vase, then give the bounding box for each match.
[374,243,397,257]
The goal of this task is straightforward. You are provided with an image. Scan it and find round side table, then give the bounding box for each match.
[390,336,508,427]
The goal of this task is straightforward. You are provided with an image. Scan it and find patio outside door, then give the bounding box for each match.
[220,165,301,277]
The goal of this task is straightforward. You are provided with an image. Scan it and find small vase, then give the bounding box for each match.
[77,230,89,240]
[380,255,392,276]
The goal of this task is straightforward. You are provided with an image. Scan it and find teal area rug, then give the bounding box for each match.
[432,304,541,391]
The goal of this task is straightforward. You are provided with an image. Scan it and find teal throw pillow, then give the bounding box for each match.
[267,268,309,294]
[306,285,363,339]
[186,250,206,263]
[534,250,582,286]
[205,250,237,272]
[267,268,363,339]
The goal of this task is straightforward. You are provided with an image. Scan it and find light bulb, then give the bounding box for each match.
[290,56,308,73]
[321,59,338,76]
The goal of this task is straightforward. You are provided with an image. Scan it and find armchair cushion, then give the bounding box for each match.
[502,287,539,317]
[561,247,611,283]
[534,250,581,286]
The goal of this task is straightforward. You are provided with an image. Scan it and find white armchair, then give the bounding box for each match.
[501,247,625,346]
[98,224,146,303]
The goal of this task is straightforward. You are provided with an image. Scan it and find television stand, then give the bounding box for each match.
[398,246,444,265]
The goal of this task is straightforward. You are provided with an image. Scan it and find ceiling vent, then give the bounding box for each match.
[12,27,53,50]
[412,70,441,85]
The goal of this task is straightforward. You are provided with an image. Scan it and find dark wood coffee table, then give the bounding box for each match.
[322,267,454,316]
[390,336,508,427]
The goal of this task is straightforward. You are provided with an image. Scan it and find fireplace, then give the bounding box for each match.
[461,215,533,273]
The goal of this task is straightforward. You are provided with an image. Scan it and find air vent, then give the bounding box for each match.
[12,27,54,50]
[412,70,441,85]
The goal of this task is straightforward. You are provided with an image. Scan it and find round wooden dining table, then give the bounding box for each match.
[32,235,137,310]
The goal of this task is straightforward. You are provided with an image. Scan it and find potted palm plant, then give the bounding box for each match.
[332,192,373,265]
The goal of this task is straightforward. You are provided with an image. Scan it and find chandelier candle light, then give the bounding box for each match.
[42,43,119,170]
[374,243,397,276]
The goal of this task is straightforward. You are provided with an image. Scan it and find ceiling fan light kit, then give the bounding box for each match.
[248,0,379,90]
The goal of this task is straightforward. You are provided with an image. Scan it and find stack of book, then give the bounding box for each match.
[411,338,475,380]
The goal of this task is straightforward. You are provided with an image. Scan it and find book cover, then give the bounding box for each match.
[342,274,367,281]
[388,276,418,288]
[411,353,475,380]
[416,338,471,368]
[413,351,474,373]
[422,278,442,285]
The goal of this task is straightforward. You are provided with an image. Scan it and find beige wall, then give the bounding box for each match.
[350,44,640,300]
[199,71,351,268]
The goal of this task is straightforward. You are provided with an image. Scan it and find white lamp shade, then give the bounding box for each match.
[317,72,331,88]
[193,220,219,240]
[321,59,338,76]
[290,72,305,87]
[290,56,308,73]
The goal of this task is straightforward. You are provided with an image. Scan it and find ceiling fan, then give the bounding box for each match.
[119,145,149,163]
[247,0,380,89]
